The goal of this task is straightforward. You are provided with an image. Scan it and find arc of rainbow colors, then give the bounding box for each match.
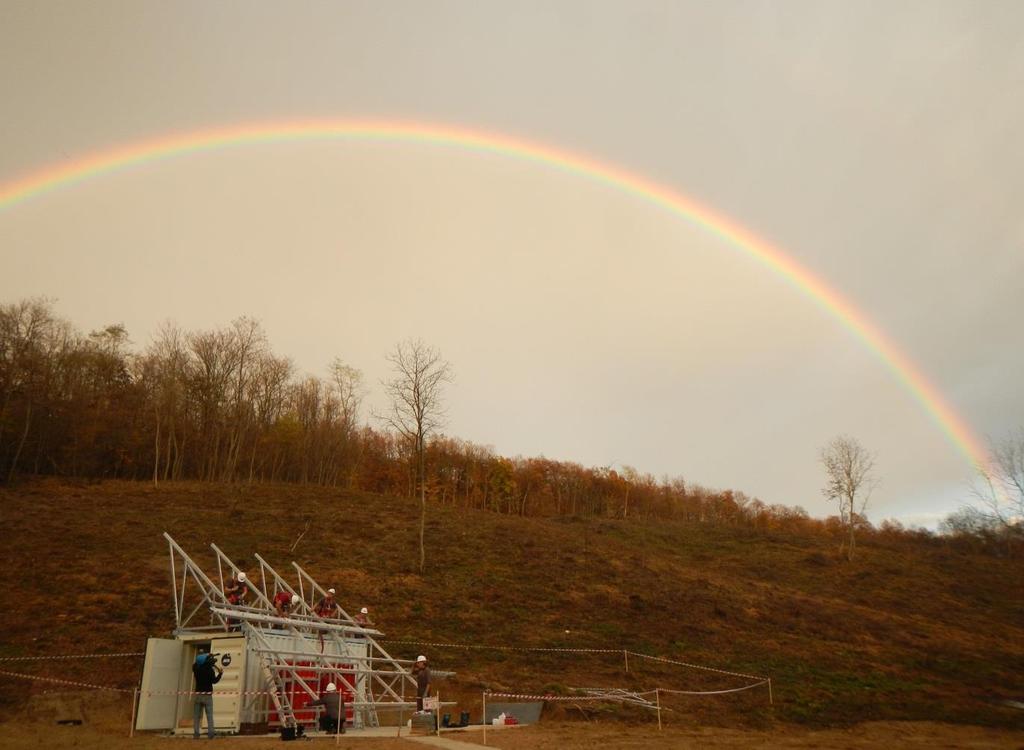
[0,119,995,480]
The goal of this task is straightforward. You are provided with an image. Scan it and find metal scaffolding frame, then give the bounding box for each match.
[163,534,418,731]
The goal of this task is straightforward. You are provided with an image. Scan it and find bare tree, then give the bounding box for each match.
[329,358,364,487]
[378,339,452,573]
[820,435,877,561]
[966,430,1024,551]
[140,322,189,485]
[221,317,267,482]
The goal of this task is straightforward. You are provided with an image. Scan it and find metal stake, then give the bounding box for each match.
[334,692,342,746]
[129,687,138,737]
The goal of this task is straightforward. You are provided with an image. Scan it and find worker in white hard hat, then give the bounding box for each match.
[354,606,373,632]
[314,588,340,618]
[224,571,248,630]
[412,655,431,712]
[310,681,345,733]
[225,571,247,602]
[271,591,300,626]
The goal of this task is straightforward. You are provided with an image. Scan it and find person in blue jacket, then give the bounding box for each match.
[192,650,223,739]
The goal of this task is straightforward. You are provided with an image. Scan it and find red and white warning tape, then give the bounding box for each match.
[1,645,769,701]
[485,691,631,702]
[385,643,618,651]
[0,652,144,662]
[383,640,767,683]
[0,668,131,692]
[0,670,340,699]
[627,651,767,682]
[1,668,768,705]
[657,680,769,696]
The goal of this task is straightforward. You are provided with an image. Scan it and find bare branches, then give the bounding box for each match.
[820,435,877,561]
[378,339,452,446]
[963,430,1024,544]
[290,518,312,552]
[378,339,453,573]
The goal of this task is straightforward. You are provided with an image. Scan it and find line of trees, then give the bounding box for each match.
[0,298,809,527]
[2,297,1016,553]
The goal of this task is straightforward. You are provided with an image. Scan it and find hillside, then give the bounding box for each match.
[1,479,1022,730]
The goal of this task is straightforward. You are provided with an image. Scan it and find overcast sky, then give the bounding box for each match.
[1,1,1022,526]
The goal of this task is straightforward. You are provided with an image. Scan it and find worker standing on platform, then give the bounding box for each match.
[314,588,340,618]
[225,571,247,603]
[225,571,247,630]
[412,655,431,711]
[353,606,373,635]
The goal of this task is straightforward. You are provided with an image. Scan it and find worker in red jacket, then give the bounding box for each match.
[272,591,300,628]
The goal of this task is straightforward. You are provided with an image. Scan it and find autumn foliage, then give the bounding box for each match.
[0,297,1003,550]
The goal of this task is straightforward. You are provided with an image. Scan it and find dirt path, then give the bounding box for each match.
[1,693,1021,749]
[4,719,1024,749]
[444,721,1024,749]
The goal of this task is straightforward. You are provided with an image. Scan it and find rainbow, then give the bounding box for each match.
[0,119,995,480]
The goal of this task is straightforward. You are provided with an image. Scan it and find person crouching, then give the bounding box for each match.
[310,682,345,734]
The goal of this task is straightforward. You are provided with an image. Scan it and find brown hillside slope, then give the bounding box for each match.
[0,480,1022,729]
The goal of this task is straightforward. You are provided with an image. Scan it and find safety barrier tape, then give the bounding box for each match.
[0,652,144,662]
[0,668,131,692]
[485,691,641,702]
[383,639,620,654]
[2,646,768,695]
[382,640,765,683]
[0,671,362,700]
[657,680,769,696]
[626,651,767,682]
[2,667,766,707]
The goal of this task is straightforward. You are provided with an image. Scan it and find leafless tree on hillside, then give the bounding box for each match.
[961,430,1024,552]
[377,339,452,573]
[140,322,190,485]
[820,435,877,561]
[247,353,293,481]
[221,317,267,482]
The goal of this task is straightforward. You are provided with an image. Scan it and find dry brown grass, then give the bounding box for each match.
[1,479,1022,733]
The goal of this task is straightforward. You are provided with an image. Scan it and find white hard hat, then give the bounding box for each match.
[325,682,337,692]
[291,594,300,605]
[237,572,247,582]
[360,607,368,614]
[327,588,336,595]
[416,655,427,663]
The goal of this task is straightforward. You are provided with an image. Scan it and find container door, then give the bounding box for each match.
[136,638,184,730]
[209,637,246,733]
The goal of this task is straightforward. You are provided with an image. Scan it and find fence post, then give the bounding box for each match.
[623,649,629,674]
[656,688,662,731]
[482,691,487,745]
[129,688,138,737]
[768,678,774,706]
[335,694,342,746]
[398,674,406,737]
